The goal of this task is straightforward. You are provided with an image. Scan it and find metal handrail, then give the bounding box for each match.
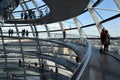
[0,35,91,79]
[69,40,92,80]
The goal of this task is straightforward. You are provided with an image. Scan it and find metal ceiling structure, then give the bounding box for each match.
[1,0,120,38]
[0,0,120,80]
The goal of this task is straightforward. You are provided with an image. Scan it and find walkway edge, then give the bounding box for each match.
[106,52,120,62]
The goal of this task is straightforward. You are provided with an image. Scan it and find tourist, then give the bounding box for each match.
[75,56,80,63]
[22,29,25,37]
[35,62,37,68]
[104,30,110,52]
[11,29,14,36]
[100,28,105,52]
[24,12,28,20]
[8,29,11,36]
[28,60,31,69]
[21,12,23,19]
[26,30,29,37]
[19,59,21,67]
[63,30,66,39]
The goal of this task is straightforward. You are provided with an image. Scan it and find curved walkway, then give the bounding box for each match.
[89,47,120,80]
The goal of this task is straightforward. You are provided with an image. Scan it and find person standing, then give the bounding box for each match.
[21,12,23,19]
[104,30,110,52]
[75,56,80,63]
[100,28,105,51]
[11,29,14,36]
[24,12,28,20]
[26,30,29,37]
[8,29,11,36]
[19,59,21,67]
[63,30,66,39]
[22,29,25,37]
[28,60,31,69]
[35,62,37,68]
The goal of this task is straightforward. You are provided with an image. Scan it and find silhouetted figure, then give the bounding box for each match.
[35,31,38,37]
[21,12,23,19]
[28,60,31,69]
[26,30,29,37]
[22,29,25,37]
[41,63,44,73]
[55,67,58,80]
[34,62,38,71]
[24,12,28,20]
[8,29,11,36]
[19,59,21,67]
[11,29,14,36]
[63,30,66,39]
[55,67,58,73]
[75,56,80,63]
[41,63,44,68]
[104,30,110,52]
[35,62,37,67]
[8,29,14,36]
[50,68,54,79]
[100,28,105,52]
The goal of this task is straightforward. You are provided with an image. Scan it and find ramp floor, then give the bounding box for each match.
[90,48,120,80]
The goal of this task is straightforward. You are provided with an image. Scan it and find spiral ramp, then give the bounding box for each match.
[0,0,120,80]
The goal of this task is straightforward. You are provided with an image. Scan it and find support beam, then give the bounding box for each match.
[114,0,120,9]
[88,5,103,34]
[0,16,8,78]
[58,22,66,38]
[58,22,64,31]
[31,0,43,16]
[73,17,86,37]
[44,23,50,38]
[14,24,26,80]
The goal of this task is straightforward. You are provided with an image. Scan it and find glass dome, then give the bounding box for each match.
[0,0,120,80]
[3,0,120,38]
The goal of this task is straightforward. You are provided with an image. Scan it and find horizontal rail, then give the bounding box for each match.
[69,40,92,80]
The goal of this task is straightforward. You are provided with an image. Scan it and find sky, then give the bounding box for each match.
[77,0,120,37]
